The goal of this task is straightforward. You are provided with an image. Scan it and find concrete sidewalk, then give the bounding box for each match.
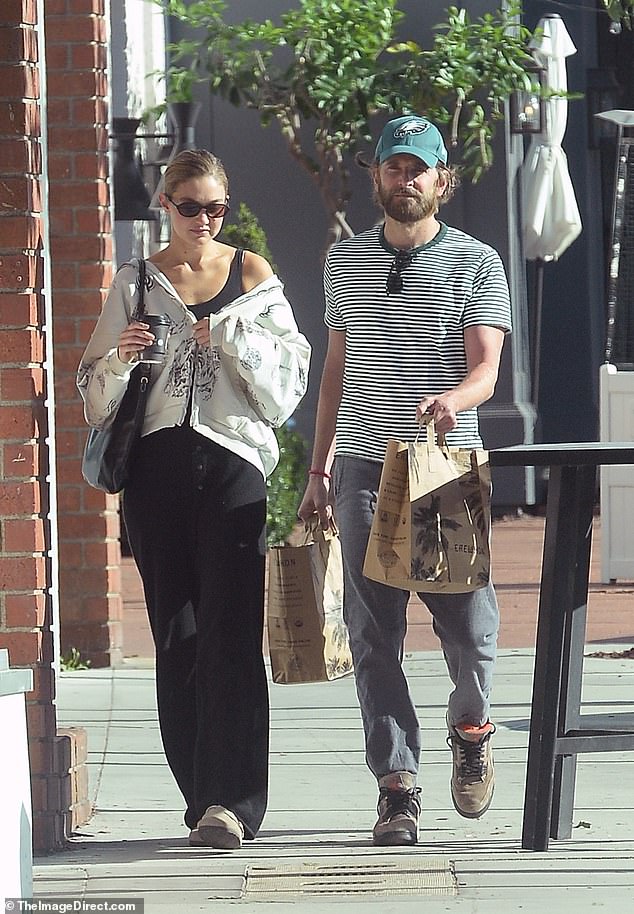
[34,648,634,913]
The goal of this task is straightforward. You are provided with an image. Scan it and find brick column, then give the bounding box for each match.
[45,0,123,667]
[0,0,68,853]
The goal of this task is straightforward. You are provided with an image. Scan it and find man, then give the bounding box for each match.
[299,115,511,847]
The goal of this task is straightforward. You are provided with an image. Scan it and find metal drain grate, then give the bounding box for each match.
[243,856,457,897]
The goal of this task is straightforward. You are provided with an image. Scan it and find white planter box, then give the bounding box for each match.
[599,363,634,582]
[0,650,33,902]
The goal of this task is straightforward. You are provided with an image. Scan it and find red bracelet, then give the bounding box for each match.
[308,469,331,480]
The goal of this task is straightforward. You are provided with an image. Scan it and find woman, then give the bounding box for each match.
[78,149,311,848]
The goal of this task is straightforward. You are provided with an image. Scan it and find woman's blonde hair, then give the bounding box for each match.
[164,149,229,197]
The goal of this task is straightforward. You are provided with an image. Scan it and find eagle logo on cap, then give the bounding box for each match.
[393,120,430,138]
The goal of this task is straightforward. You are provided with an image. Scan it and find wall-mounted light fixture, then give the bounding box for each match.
[148,102,202,212]
[111,104,202,222]
[111,118,159,222]
[509,61,546,135]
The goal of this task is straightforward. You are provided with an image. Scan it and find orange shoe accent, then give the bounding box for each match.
[456,721,495,739]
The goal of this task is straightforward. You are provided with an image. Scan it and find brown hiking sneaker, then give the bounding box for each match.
[372,771,422,846]
[447,720,496,819]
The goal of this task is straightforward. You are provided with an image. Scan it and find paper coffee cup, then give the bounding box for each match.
[140,314,171,363]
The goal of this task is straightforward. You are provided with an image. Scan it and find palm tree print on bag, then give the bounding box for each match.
[326,656,353,679]
[412,493,461,582]
[326,618,354,679]
[460,460,490,586]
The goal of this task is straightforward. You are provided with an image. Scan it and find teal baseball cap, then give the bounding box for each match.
[375,115,448,167]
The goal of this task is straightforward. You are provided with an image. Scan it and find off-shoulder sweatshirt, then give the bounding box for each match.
[77,259,311,478]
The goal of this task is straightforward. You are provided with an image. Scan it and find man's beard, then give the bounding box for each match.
[375,178,439,223]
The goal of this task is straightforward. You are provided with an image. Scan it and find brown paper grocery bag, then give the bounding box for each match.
[267,519,353,684]
[363,425,491,593]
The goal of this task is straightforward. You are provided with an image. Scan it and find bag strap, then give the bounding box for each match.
[417,414,444,450]
[302,514,338,545]
[131,258,147,321]
[131,258,151,383]
[417,414,450,470]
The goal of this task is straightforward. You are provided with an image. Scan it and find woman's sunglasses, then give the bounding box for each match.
[166,195,230,219]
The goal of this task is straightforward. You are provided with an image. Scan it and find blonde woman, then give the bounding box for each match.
[78,149,311,848]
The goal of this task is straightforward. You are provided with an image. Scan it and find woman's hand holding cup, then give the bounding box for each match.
[117,321,155,363]
[117,316,171,364]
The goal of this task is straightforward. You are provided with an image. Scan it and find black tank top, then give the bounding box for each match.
[183,248,245,425]
[189,248,245,319]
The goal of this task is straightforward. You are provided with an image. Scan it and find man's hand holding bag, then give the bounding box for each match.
[363,418,492,593]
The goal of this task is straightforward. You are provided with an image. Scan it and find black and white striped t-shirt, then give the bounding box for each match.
[324,222,512,461]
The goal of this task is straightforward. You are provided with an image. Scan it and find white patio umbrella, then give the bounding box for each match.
[521,13,582,402]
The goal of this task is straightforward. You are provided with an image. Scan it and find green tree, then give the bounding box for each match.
[157,1,539,248]
[396,5,537,180]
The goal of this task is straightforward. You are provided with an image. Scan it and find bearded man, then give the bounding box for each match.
[299,115,512,846]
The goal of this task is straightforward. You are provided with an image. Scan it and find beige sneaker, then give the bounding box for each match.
[196,805,244,849]
[188,828,204,847]
[448,720,496,819]
[372,772,422,846]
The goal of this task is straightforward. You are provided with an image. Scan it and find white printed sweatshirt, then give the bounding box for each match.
[77,259,311,478]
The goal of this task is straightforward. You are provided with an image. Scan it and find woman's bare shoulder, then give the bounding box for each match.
[242,250,274,292]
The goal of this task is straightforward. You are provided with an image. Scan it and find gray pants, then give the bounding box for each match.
[332,456,499,780]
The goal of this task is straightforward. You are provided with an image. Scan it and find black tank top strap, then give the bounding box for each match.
[189,248,245,319]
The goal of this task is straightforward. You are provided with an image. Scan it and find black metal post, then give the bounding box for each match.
[521,464,578,850]
[549,464,595,839]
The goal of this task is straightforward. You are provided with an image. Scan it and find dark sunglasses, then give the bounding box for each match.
[166,195,230,219]
[386,251,415,294]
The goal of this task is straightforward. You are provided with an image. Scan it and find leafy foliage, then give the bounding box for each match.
[601,1,634,30]
[397,5,536,180]
[156,1,540,247]
[266,422,308,546]
[60,648,91,671]
[221,202,277,272]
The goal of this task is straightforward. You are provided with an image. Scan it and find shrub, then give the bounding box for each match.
[266,421,308,546]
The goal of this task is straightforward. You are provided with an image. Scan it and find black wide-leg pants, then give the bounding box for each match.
[122,426,269,839]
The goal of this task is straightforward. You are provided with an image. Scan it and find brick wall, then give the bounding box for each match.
[45,0,124,668]
[0,0,69,853]
[1,0,120,853]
